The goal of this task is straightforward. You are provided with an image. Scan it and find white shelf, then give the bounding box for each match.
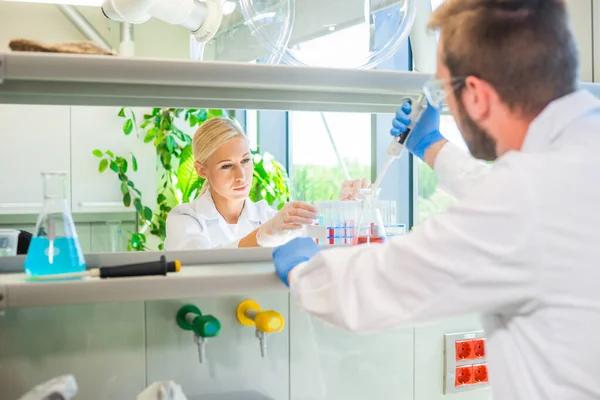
[0,52,428,113]
[0,263,284,309]
[0,248,286,310]
[1,52,600,113]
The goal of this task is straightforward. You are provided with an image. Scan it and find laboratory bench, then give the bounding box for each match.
[0,248,490,400]
[0,248,283,309]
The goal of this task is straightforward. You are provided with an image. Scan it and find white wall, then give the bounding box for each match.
[0,2,190,59]
[0,104,157,253]
[567,0,594,82]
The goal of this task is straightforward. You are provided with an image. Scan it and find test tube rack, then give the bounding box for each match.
[312,200,406,245]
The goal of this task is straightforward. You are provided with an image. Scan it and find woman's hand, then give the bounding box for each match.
[256,201,318,247]
[339,178,372,200]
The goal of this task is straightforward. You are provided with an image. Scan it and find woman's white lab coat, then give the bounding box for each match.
[164,191,277,250]
[290,90,600,400]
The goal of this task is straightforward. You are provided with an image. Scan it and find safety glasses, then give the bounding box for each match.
[423,77,466,110]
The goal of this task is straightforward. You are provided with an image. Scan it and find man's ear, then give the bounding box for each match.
[194,161,207,179]
[461,76,493,122]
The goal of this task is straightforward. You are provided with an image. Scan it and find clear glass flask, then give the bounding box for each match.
[353,188,387,245]
[24,172,86,276]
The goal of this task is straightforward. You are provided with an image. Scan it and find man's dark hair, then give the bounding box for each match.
[430,0,578,116]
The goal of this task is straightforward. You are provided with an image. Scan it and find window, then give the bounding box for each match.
[430,0,444,10]
[416,115,467,224]
[245,110,258,150]
[289,24,372,202]
[290,112,371,202]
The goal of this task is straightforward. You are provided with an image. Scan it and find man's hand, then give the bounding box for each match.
[391,101,446,166]
[272,237,321,287]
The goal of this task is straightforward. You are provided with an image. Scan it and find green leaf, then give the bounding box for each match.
[140,120,150,129]
[105,150,115,158]
[120,183,129,195]
[123,192,131,207]
[130,110,138,132]
[123,119,133,135]
[167,135,176,152]
[198,109,208,122]
[110,161,119,173]
[98,159,109,172]
[92,149,103,158]
[118,173,128,182]
[177,144,203,203]
[157,193,166,203]
[134,198,143,212]
[143,206,153,221]
[119,159,128,174]
[118,108,125,117]
[143,113,152,120]
[144,127,157,143]
[208,109,223,118]
[158,243,164,251]
[189,114,198,127]
[131,154,138,171]
[131,233,141,249]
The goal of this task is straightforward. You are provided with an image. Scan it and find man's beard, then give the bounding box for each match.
[456,99,498,161]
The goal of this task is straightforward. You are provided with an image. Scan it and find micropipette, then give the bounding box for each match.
[25,255,181,281]
[373,93,429,189]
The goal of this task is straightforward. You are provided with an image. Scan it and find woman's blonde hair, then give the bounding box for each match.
[193,117,248,196]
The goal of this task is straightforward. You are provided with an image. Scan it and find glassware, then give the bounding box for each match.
[211,0,417,69]
[24,172,86,276]
[353,188,387,245]
[0,229,20,257]
[106,221,124,253]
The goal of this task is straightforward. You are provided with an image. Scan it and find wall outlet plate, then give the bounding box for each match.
[443,330,489,394]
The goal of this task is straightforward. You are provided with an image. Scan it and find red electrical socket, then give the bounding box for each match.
[455,365,473,386]
[455,340,473,360]
[472,338,486,358]
[473,363,488,383]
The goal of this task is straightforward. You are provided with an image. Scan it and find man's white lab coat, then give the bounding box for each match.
[291,90,600,400]
[165,191,276,250]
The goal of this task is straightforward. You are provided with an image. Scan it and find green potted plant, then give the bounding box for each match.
[93,108,291,251]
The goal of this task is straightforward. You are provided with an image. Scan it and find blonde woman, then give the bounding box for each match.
[165,117,319,250]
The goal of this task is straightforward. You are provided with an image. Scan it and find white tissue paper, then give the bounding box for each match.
[18,375,78,400]
[137,381,188,400]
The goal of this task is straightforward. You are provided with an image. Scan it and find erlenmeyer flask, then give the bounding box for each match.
[353,188,387,245]
[24,172,86,276]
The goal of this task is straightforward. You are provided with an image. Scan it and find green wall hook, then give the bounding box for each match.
[177,304,221,338]
[176,304,221,364]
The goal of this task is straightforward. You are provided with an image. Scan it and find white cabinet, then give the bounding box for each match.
[70,106,157,214]
[0,105,70,215]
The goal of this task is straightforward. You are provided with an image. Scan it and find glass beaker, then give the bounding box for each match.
[106,221,123,253]
[0,229,20,257]
[352,188,387,246]
[24,172,86,276]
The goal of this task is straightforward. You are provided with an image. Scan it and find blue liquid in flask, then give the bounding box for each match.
[25,237,86,276]
[25,172,87,277]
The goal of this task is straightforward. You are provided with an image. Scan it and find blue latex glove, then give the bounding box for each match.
[272,237,321,287]
[390,101,445,160]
